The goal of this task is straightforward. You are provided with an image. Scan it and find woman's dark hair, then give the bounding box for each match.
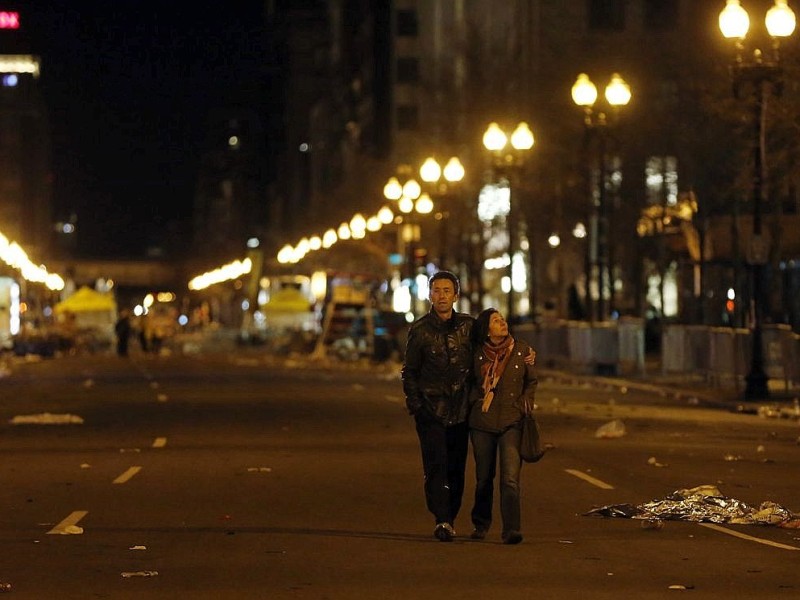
[472,307,498,346]
[428,270,460,295]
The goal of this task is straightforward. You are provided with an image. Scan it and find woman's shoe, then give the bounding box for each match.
[502,531,523,545]
[470,528,487,540]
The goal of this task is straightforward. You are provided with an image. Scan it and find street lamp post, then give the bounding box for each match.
[571,73,631,322]
[482,122,535,323]
[384,173,431,316]
[419,156,465,270]
[718,0,796,400]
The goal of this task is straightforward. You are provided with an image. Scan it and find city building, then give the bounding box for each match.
[269,0,800,331]
[0,9,50,258]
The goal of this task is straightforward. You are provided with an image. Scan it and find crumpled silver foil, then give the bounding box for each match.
[585,484,799,526]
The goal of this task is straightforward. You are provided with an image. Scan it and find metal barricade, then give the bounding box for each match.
[538,319,569,367]
[708,327,749,390]
[761,324,797,392]
[566,321,594,373]
[661,324,710,375]
[685,325,711,375]
[661,324,688,373]
[591,321,619,375]
[793,334,800,388]
[515,321,569,368]
[617,317,645,374]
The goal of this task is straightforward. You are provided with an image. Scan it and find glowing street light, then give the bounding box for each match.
[482,121,535,322]
[571,72,632,322]
[718,0,796,400]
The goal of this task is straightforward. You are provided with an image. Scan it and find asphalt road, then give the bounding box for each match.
[0,351,798,599]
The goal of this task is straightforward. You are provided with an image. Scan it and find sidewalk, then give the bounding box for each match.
[539,356,799,415]
[198,321,798,413]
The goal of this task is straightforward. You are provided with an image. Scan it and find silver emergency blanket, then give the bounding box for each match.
[585,484,800,527]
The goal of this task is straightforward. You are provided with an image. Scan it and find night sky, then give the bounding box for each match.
[6,1,271,257]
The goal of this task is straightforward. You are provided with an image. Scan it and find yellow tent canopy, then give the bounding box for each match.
[54,286,117,314]
[262,287,312,313]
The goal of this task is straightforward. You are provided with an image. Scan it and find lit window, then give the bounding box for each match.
[645,156,678,206]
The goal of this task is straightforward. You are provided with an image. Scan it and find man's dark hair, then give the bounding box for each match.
[428,270,460,295]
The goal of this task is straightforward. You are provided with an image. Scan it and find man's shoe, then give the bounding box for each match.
[470,528,487,540]
[434,522,455,542]
[502,531,523,545]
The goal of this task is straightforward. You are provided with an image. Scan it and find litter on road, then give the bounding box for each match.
[585,484,800,528]
[595,419,626,438]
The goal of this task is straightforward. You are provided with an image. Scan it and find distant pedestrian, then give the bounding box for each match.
[467,308,537,544]
[402,271,474,542]
[114,309,132,357]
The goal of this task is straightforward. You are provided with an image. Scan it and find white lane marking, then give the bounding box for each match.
[700,523,800,551]
[565,469,615,489]
[384,394,402,403]
[152,437,167,448]
[9,413,84,425]
[47,510,88,534]
[113,466,142,484]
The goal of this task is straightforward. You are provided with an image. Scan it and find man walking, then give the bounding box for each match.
[402,271,474,542]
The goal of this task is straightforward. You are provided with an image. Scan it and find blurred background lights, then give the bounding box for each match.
[322,229,337,248]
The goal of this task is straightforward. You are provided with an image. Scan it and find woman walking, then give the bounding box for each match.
[468,308,537,544]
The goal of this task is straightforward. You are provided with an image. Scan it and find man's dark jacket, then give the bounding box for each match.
[401,309,474,426]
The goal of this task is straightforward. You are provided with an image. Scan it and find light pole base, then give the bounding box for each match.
[744,370,769,401]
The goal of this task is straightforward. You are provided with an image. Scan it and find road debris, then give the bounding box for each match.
[121,571,158,578]
[585,484,800,528]
[641,518,664,530]
[647,456,668,468]
[54,525,84,535]
[595,419,626,439]
[756,402,800,420]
